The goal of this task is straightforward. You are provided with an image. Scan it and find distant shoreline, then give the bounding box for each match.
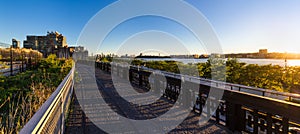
[227,57,300,60]
[134,56,300,60]
[135,55,171,58]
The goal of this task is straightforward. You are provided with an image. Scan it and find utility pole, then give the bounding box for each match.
[10,46,13,76]
[21,50,24,72]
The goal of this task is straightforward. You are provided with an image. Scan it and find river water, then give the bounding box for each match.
[139,58,300,66]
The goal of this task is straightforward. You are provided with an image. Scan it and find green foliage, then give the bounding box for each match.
[97,54,113,62]
[101,57,111,63]
[0,55,73,132]
[0,55,9,69]
[225,58,245,83]
[128,58,299,94]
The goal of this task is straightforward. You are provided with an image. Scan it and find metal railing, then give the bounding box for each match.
[110,62,300,102]
[106,62,300,133]
[20,65,75,134]
[0,64,27,76]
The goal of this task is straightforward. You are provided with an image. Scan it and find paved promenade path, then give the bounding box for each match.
[65,64,230,134]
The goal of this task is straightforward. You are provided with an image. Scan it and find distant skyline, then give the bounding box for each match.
[1,0,300,55]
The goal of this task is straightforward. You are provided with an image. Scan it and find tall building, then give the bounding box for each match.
[259,49,268,54]
[23,31,67,57]
[258,49,268,58]
[12,38,20,48]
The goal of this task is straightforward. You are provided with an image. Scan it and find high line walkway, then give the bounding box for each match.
[65,63,230,133]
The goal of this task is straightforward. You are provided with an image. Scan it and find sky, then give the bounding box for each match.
[1,0,300,55]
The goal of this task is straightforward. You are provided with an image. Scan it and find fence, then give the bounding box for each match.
[96,61,300,133]
[20,65,75,134]
[0,63,27,76]
[104,62,300,102]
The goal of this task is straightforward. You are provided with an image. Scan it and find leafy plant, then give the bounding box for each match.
[0,54,73,133]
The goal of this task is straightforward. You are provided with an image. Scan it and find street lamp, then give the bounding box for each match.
[10,45,13,76]
[21,49,24,72]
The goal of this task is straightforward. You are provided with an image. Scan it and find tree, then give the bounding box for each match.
[226,58,245,83]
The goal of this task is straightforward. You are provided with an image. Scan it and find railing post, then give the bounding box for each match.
[253,109,259,134]
[199,94,203,112]
[237,107,246,132]
[226,102,245,132]
[282,117,289,134]
[226,101,235,131]
[266,113,273,134]
[129,69,133,82]
[216,106,220,124]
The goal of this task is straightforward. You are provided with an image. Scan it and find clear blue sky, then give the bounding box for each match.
[1,0,300,55]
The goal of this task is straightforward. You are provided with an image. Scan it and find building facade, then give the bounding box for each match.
[12,38,20,48]
[23,31,67,57]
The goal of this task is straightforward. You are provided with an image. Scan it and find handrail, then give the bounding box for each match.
[108,62,300,101]
[20,65,75,134]
[0,64,27,76]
